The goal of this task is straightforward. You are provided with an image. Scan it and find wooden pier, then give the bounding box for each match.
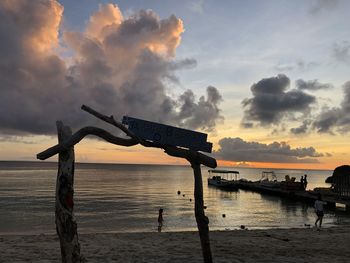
[236,181,350,211]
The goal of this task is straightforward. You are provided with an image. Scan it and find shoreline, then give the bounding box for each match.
[2,226,350,262]
[0,223,339,236]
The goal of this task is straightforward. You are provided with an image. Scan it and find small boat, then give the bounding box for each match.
[257,171,303,191]
[258,171,281,189]
[207,169,240,190]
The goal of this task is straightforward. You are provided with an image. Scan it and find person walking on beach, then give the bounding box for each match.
[314,194,326,229]
[158,208,164,232]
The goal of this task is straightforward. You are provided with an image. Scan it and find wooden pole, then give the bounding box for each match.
[56,121,82,263]
[191,161,212,263]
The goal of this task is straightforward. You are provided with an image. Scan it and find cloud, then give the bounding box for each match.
[296,79,333,91]
[273,63,294,72]
[332,41,350,62]
[214,137,329,163]
[176,86,224,132]
[290,120,312,135]
[241,74,316,126]
[313,81,350,133]
[86,3,123,41]
[296,60,319,71]
[309,0,339,14]
[0,1,223,136]
[274,60,318,72]
[0,135,36,144]
[0,0,67,134]
[188,0,204,14]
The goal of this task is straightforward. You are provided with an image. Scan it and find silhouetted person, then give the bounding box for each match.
[300,175,304,190]
[303,174,308,190]
[158,208,164,232]
[314,194,326,229]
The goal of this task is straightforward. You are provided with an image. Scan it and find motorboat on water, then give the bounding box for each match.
[258,171,281,189]
[207,169,240,190]
[258,171,303,191]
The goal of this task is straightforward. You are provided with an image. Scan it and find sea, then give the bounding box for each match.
[1,161,349,235]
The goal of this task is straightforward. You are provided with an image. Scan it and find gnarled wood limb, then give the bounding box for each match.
[191,161,212,263]
[164,147,216,168]
[81,105,135,138]
[37,126,138,160]
[56,121,82,263]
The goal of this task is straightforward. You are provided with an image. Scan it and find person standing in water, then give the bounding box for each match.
[314,194,326,229]
[158,208,164,232]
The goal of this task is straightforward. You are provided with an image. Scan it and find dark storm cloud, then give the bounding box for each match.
[0,1,223,136]
[241,74,316,126]
[313,81,350,133]
[296,79,333,91]
[213,137,328,163]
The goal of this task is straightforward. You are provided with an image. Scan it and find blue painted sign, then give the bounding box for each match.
[122,116,212,153]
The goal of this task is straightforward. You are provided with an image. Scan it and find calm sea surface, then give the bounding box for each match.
[0,161,349,235]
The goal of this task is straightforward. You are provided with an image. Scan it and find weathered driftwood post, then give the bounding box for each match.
[56,121,82,263]
[191,161,212,263]
[37,105,216,263]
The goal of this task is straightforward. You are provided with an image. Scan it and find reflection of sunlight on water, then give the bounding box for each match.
[0,162,348,235]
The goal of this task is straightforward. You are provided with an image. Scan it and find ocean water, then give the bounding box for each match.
[0,161,349,235]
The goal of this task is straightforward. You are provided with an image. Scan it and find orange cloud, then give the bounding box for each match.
[86,3,123,41]
[85,5,184,58]
[1,0,63,53]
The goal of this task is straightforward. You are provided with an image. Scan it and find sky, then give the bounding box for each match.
[0,0,349,169]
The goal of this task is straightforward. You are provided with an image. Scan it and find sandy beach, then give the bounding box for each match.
[1,226,350,262]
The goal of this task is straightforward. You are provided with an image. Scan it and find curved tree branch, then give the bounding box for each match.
[164,146,216,168]
[81,105,137,139]
[37,126,138,160]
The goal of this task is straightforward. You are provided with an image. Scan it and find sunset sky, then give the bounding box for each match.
[0,0,349,169]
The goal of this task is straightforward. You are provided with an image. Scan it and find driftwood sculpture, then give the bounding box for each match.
[37,105,216,263]
[55,122,82,263]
